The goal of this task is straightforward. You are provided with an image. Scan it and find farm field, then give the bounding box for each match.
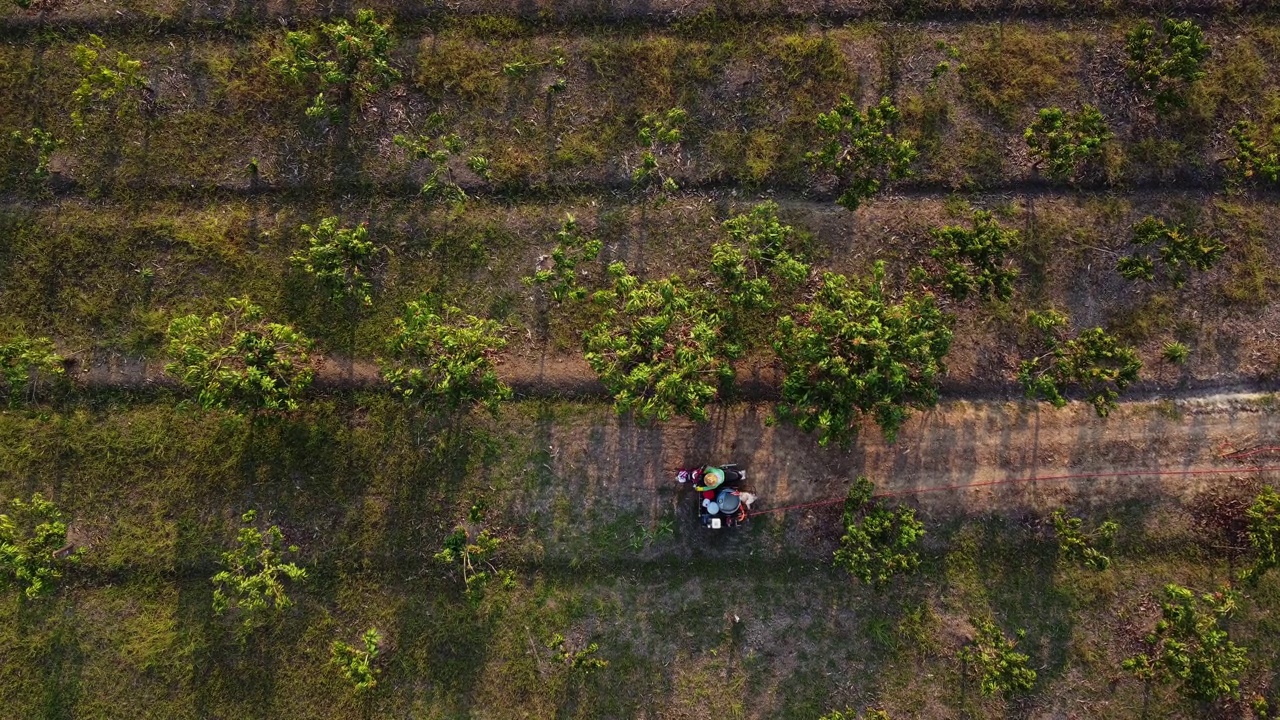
[2,1,1280,718]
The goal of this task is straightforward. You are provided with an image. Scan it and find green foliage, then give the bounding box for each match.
[1024,106,1111,183]
[927,209,1020,301]
[1117,217,1226,288]
[548,633,608,673]
[211,510,307,631]
[165,297,315,414]
[290,217,377,307]
[1242,486,1280,584]
[809,97,917,211]
[1050,509,1119,571]
[959,617,1037,696]
[380,299,511,414]
[525,215,603,302]
[8,127,63,183]
[1162,341,1190,365]
[270,9,400,120]
[632,108,687,193]
[774,264,953,446]
[1122,584,1248,702]
[1228,121,1280,185]
[331,627,381,693]
[584,263,737,423]
[0,335,65,408]
[833,477,925,587]
[1124,19,1211,112]
[0,494,80,600]
[1018,318,1141,417]
[711,201,810,312]
[818,709,891,720]
[394,114,491,202]
[70,35,147,130]
[435,526,508,600]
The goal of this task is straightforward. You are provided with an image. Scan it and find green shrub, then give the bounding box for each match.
[331,627,381,693]
[435,526,506,600]
[70,35,147,130]
[1242,486,1280,584]
[818,710,891,720]
[525,215,603,303]
[1117,217,1226,288]
[1018,313,1141,417]
[927,209,1020,301]
[834,477,925,587]
[808,97,917,211]
[1122,584,1248,702]
[211,510,307,632]
[959,617,1037,696]
[290,217,378,307]
[165,297,315,414]
[270,9,400,120]
[0,494,80,600]
[1162,341,1190,365]
[711,201,811,313]
[1124,19,1211,112]
[548,633,608,673]
[1228,120,1280,185]
[632,107,687,193]
[774,263,953,446]
[1024,106,1111,183]
[7,128,63,184]
[1050,509,1119,571]
[393,114,491,202]
[380,299,511,414]
[0,335,65,407]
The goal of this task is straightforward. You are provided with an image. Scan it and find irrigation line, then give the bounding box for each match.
[750,464,1280,516]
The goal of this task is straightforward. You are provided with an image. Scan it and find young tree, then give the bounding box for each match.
[1124,18,1211,112]
[393,113,491,202]
[819,710,891,720]
[808,97,917,211]
[1122,584,1248,702]
[927,209,1020,301]
[270,9,400,120]
[1017,312,1141,418]
[959,617,1037,696]
[331,627,381,693]
[0,335,65,407]
[1050,509,1119,571]
[548,633,609,673]
[834,477,925,587]
[632,108,688,194]
[1242,486,1280,584]
[290,217,378,307]
[774,264,953,446]
[435,526,506,601]
[70,35,148,130]
[1024,106,1111,183]
[380,299,511,414]
[1116,216,1226,288]
[7,127,63,186]
[165,297,316,414]
[0,494,81,600]
[526,215,603,303]
[711,201,811,313]
[1228,121,1280,186]
[211,510,307,632]
[584,263,738,423]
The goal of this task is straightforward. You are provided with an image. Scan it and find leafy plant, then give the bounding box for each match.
[0,494,80,600]
[394,115,491,202]
[1242,486,1280,584]
[8,127,63,183]
[1050,509,1119,571]
[927,209,1020,301]
[70,35,148,130]
[774,263,953,446]
[808,96,917,211]
[0,335,65,407]
[1122,584,1248,702]
[435,526,506,600]
[211,510,307,631]
[1228,121,1280,185]
[1024,106,1111,183]
[1124,18,1211,112]
[270,9,400,120]
[548,633,608,673]
[959,617,1037,696]
[833,477,925,587]
[632,108,687,193]
[165,297,316,414]
[290,217,378,307]
[1162,341,1190,365]
[331,627,381,693]
[584,263,738,423]
[380,298,511,414]
[1018,313,1141,417]
[711,201,811,313]
[1117,217,1226,288]
[818,710,891,720]
[525,215,603,302]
